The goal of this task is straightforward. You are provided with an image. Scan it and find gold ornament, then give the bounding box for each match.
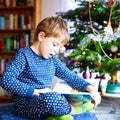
[82,51,86,55]
[110,45,118,53]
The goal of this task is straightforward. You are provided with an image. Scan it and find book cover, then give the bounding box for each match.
[62,92,93,102]
[5,36,11,51]
[0,87,4,96]
[53,82,94,102]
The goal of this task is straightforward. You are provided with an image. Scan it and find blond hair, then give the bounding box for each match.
[34,16,69,45]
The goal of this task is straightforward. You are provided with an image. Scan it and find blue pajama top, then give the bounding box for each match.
[0,47,90,118]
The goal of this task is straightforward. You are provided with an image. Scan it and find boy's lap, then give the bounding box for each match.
[0,103,98,120]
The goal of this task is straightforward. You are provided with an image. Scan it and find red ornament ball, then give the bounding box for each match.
[107,0,114,7]
[75,59,79,63]
[98,62,102,68]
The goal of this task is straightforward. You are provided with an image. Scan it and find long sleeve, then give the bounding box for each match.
[53,56,91,92]
[0,50,34,98]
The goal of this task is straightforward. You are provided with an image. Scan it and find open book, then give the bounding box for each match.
[53,81,94,102]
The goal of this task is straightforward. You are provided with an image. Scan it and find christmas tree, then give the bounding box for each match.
[58,0,120,83]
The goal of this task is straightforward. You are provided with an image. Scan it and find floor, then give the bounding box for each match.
[93,96,120,120]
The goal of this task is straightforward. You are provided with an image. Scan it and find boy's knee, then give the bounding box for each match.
[44,92,71,115]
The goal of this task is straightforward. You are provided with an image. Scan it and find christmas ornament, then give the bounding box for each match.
[104,20,113,35]
[98,62,102,68]
[82,51,86,55]
[108,1,113,7]
[110,45,118,53]
[88,3,92,9]
[75,59,79,62]
[66,60,71,65]
[107,0,116,7]
[97,54,102,67]
[104,8,113,34]
[59,0,120,82]
[82,66,92,79]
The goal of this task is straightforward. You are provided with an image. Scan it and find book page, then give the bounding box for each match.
[53,81,94,102]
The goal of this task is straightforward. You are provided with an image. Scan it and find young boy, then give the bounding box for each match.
[0,16,101,120]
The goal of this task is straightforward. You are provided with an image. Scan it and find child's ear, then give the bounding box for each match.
[38,31,45,41]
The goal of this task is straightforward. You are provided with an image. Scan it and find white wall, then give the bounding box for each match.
[41,0,76,19]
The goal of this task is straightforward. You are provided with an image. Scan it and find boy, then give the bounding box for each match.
[0,16,101,120]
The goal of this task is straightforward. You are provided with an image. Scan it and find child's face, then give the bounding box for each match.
[39,36,63,59]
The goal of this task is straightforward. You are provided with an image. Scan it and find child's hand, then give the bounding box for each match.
[33,88,52,96]
[85,85,101,108]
